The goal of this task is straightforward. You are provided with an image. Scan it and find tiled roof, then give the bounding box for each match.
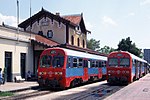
[32,35,60,47]
[63,14,81,25]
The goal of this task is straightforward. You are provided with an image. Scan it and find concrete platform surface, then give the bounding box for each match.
[105,73,150,100]
[0,81,39,92]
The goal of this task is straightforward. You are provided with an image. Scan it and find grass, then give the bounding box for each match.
[0,91,14,97]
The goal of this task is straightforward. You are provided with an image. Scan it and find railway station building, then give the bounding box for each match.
[0,8,105,82]
[0,24,34,82]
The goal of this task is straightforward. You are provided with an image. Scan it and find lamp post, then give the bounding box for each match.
[16,0,19,42]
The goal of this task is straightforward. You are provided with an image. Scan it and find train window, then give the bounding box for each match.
[79,58,83,67]
[132,60,135,66]
[96,61,99,67]
[104,61,107,67]
[108,58,118,66]
[84,60,88,67]
[52,56,64,68]
[101,62,104,67]
[67,57,71,68]
[120,58,130,67]
[73,58,78,67]
[99,61,102,67]
[40,55,51,67]
[88,60,91,68]
[92,60,96,67]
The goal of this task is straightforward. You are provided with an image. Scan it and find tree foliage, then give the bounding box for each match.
[99,45,115,54]
[87,38,100,51]
[117,37,142,57]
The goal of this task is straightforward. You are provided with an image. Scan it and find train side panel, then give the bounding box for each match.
[38,48,106,88]
[107,51,148,85]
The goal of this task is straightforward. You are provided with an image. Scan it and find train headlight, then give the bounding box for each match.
[39,72,42,75]
[59,72,62,75]
[122,71,125,74]
[55,72,62,75]
[117,70,120,74]
[38,76,41,78]
[43,72,47,75]
[108,70,111,73]
[126,71,129,74]
[112,70,115,73]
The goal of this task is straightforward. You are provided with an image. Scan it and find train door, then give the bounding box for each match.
[101,61,107,79]
[132,60,136,81]
[144,63,147,75]
[83,59,88,81]
[135,61,140,79]
[139,62,142,78]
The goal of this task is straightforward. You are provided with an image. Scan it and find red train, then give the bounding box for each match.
[107,51,149,84]
[37,47,107,89]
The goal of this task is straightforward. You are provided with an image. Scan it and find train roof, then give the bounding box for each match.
[128,52,147,63]
[54,48,107,61]
[110,51,147,63]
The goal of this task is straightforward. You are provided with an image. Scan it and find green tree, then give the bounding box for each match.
[117,37,142,57]
[87,38,100,51]
[99,45,115,54]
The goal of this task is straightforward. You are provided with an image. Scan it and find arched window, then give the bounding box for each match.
[83,39,85,48]
[78,38,80,46]
[71,35,74,45]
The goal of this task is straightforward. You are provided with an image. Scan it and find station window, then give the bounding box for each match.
[71,35,74,45]
[78,38,80,47]
[38,31,43,36]
[47,30,53,38]
[83,40,85,48]
[58,21,61,28]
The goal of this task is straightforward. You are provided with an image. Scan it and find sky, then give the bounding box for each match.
[0,0,150,50]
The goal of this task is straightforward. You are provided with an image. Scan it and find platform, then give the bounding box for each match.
[105,73,150,100]
[0,81,39,92]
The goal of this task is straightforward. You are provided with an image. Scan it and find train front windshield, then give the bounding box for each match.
[52,56,64,67]
[108,58,130,67]
[120,58,130,67]
[109,58,118,66]
[40,55,64,68]
[40,55,51,68]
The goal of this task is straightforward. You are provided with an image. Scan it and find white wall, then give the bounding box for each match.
[0,26,34,81]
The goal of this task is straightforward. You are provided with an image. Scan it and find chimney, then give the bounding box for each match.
[56,12,60,16]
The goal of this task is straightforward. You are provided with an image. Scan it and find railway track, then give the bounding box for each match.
[56,84,124,100]
[0,88,52,100]
[0,81,125,100]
